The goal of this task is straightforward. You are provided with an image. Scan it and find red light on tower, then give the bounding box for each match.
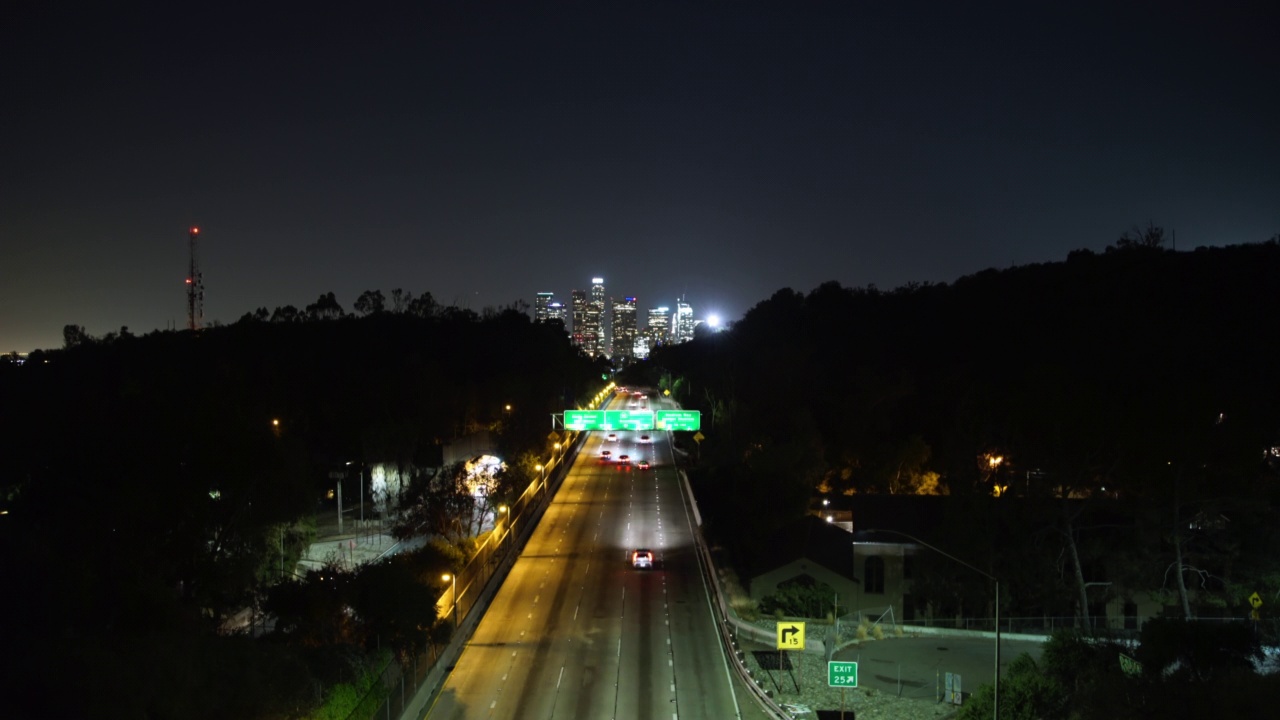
[190,226,199,235]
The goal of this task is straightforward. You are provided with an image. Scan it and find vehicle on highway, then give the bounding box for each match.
[607,433,618,442]
[618,454,630,464]
[639,434,651,443]
[630,549,654,568]
[637,459,650,470]
[600,450,611,460]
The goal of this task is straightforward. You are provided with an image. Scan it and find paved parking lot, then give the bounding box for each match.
[834,635,1046,701]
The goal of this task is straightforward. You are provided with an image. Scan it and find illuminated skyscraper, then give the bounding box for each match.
[534,292,554,322]
[571,289,588,351]
[672,298,695,344]
[589,277,607,357]
[646,306,670,347]
[547,301,566,327]
[612,297,637,363]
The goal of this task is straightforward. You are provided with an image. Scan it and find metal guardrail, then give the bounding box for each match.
[680,469,792,720]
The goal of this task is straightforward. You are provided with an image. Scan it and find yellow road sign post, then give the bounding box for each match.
[776,621,806,693]
[776,621,805,649]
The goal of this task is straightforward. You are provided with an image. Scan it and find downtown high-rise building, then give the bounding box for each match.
[534,292,554,322]
[672,298,695,344]
[590,277,607,357]
[571,289,589,351]
[546,301,566,326]
[534,292,567,332]
[570,278,607,357]
[646,306,671,348]
[612,296,638,363]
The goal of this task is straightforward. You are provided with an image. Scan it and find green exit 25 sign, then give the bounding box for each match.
[828,661,858,687]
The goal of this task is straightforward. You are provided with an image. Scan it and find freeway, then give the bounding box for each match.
[425,392,771,720]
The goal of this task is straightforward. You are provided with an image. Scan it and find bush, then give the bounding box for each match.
[958,654,1061,720]
[1136,618,1261,681]
[758,578,837,618]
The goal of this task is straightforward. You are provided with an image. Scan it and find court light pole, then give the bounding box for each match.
[442,573,458,626]
[861,528,1000,720]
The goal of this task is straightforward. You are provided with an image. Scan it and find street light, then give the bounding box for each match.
[860,528,1001,720]
[442,573,457,626]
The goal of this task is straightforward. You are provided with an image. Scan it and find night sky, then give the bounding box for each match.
[3,2,1277,352]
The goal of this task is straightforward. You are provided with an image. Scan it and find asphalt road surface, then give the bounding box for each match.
[835,635,1045,700]
[426,393,773,720]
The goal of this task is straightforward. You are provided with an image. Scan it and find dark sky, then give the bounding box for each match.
[3,2,1277,352]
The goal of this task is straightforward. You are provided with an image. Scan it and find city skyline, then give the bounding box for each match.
[4,3,1277,353]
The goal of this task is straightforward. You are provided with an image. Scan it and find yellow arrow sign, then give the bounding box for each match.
[693,431,705,443]
[1249,592,1263,609]
[776,621,805,650]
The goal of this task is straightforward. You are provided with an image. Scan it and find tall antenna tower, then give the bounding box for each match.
[186,226,204,330]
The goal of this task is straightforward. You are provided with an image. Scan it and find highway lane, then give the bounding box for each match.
[426,393,768,720]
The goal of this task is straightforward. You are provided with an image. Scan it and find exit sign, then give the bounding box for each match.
[564,410,604,431]
[655,409,701,431]
[603,410,654,430]
[828,661,858,687]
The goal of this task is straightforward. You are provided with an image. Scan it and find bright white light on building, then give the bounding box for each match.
[707,314,721,328]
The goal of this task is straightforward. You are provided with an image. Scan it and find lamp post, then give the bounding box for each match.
[861,529,1000,720]
[442,573,458,626]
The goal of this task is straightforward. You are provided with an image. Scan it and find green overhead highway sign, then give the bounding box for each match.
[604,410,654,430]
[655,409,701,431]
[827,661,858,687]
[564,410,604,431]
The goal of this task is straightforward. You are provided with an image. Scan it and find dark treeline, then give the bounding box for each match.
[645,240,1280,629]
[0,299,601,718]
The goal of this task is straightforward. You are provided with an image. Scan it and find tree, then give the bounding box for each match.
[349,555,443,659]
[306,292,345,320]
[270,305,302,323]
[407,291,437,318]
[1109,220,1166,252]
[63,324,90,348]
[353,290,386,316]
[392,463,479,542]
[390,288,413,313]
